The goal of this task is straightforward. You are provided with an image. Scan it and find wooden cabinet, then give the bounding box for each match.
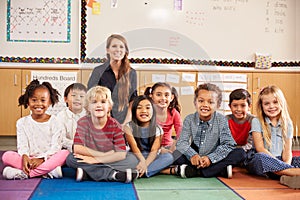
[296,74,300,137]
[138,70,299,136]
[0,69,81,136]
[0,69,22,136]
[0,68,299,137]
[80,69,92,87]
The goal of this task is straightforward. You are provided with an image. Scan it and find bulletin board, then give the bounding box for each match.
[81,0,299,67]
[7,0,70,43]
[0,0,79,64]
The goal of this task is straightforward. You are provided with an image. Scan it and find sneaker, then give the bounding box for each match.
[280,175,300,189]
[219,165,233,179]
[169,165,179,175]
[178,164,198,178]
[2,166,28,180]
[227,165,232,179]
[76,168,88,182]
[48,166,63,179]
[114,169,139,183]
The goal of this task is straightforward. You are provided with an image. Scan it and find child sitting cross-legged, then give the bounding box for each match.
[66,86,139,183]
[124,95,174,178]
[227,88,255,153]
[2,79,69,180]
[245,85,300,189]
[56,83,87,152]
[169,83,245,179]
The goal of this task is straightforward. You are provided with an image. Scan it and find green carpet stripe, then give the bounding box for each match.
[134,175,242,200]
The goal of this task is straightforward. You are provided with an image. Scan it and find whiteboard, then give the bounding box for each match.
[84,0,297,62]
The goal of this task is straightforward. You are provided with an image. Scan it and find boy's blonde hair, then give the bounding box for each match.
[257,85,293,148]
[84,86,113,115]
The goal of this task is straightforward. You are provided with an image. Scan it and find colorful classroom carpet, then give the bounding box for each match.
[0,179,41,200]
[31,177,138,200]
[218,167,300,200]
[134,174,242,200]
[29,167,241,200]
[1,150,300,200]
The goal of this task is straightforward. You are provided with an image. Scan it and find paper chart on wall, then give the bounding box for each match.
[7,0,70,42]
[152,74,166,83]
[182,73,196,82]
[166,74,180,83]
[180,86,194,95]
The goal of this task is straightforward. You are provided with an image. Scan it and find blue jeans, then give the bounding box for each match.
[141,151,174,177]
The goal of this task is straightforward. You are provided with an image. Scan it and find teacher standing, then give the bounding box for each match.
[87,34,137,126]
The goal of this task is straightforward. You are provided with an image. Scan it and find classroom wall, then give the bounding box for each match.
[0,0,299,63]
[84,0,297,62]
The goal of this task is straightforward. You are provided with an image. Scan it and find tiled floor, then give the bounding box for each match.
[0,136,17,151]
[0,136,299,151]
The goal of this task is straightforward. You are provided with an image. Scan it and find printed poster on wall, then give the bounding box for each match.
[7,0,71,42]
[31,71,77,115]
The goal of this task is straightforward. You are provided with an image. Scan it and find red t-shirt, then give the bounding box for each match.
[227,114,254,146]
[74,116,126,152]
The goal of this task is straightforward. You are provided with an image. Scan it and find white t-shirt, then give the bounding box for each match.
[56,107,86,151]
[17,115,64,159]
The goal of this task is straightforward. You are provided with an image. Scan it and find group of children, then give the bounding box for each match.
[2,79,300,189]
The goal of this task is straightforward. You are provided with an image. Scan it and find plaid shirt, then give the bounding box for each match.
[176,111,236,163]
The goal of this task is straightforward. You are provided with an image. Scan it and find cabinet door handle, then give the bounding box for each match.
[14,74,17,86]
[247,77,249,89]
[26,74,29,86]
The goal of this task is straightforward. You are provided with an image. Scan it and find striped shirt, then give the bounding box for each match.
[74,116,126,152]
[176,111,236,163]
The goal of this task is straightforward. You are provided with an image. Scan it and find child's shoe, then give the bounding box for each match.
[219,165,233,179]
[280,175,300,189]
[113,169,139,183]
[48,166,63,179]
[3,166,28,180]
[178,164,198,178]
[76,168,89,182]
[227,165,232,179]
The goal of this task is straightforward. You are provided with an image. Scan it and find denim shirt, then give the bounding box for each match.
[250,117,293,157]
[176,111,236,163]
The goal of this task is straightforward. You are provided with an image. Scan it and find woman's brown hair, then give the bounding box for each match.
[106,34,131,111]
